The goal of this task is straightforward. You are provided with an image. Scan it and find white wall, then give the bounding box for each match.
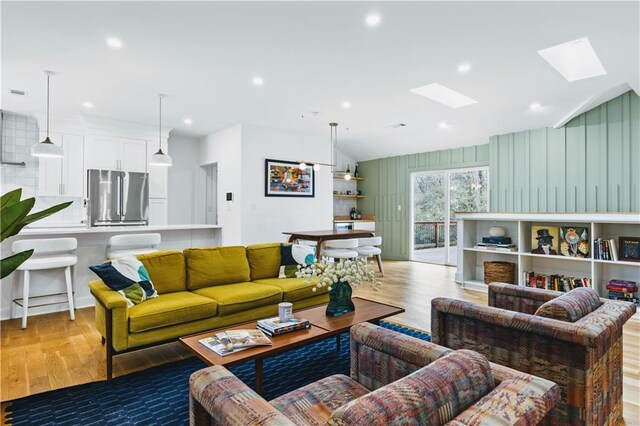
[240,124,333,245]
[167,132,200,225]
[199,124,242,245]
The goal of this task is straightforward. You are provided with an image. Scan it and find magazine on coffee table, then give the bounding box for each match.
[199,329,271,356]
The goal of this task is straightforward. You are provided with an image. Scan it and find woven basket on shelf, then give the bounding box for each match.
[483,261,516,284]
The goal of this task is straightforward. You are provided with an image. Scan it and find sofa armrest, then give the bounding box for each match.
[431,297,607,347]
[446,373,560,426]
[488,283,562,314]
[190,366,295,426]
[89,279,129,352]
[350,322,452,390]
[89,280,129,310]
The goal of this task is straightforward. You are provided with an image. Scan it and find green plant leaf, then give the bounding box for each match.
[1,198,35,242]
[0,188,22,209]
[10,201,73,237]
[0,249,33,279]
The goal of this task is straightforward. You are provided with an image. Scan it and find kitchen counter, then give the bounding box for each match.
[21,224,221,236]
[0,224,222,320]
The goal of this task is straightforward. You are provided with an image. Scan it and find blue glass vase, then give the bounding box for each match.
[326,281,355,317]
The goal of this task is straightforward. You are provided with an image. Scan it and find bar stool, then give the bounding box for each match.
[355,236,384,276]
[106,233,161,259]
[321,238,359,260]
[12,238,77,329]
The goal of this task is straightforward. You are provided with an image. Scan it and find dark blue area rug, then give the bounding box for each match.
[4,320,430,426]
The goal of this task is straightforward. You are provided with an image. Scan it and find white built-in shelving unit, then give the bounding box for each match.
[455,213,640,299]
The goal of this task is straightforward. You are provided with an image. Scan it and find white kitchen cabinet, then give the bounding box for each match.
[149,198,168,225]
[354,221,376,231]
[146,140,168,198]
[38,132,85,197]
[87,135,119,170]
[86,135,147,172]
[120,138,147,172]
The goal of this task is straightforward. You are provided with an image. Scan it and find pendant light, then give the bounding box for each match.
[148,94,172,167]
[31,70,64,158]
[344,164,352,181]
[296,116,335,171]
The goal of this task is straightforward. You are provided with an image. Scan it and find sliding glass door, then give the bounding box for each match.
[412,167,488,265]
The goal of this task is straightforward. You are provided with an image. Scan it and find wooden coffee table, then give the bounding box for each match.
[179,297,404,394]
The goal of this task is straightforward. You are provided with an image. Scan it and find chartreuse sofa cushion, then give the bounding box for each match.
[193,282,283,316]
[128,291,217,333]
[137,250,187,294]
[184,246,251,289]
[246,243,281,280]
[253,278,326,302]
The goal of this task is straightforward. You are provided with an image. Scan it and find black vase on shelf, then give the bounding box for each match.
[354,164,359,177]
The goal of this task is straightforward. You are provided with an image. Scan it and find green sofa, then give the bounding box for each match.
[89,243,329,379]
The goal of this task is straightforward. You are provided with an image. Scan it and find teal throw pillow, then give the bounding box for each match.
[90,255,158,306]
[279,243,316,278]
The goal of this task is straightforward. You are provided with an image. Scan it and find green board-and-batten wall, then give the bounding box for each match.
[358,145,490,260]
[491,90,639,213]
[358,90,640,260]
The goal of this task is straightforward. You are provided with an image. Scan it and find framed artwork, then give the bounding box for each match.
[531,225,559,255]
[265,159,315,197]
[619,236,640,262]
[559,226,590,258]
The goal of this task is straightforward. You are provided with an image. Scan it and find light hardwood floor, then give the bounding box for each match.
[1,260,638,424]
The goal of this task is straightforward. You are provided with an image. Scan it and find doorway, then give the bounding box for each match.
[202,163,218,225]
[411,167,489,265]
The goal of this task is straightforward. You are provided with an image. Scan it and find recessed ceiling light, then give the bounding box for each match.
[409,83,478,109]
[184,118,193,125]
[341,101,351,109]
[457,63,471,73]
[438,122,450,129]
[106,37,123,49]
[365,13,381,27]
[252,76,264,86]
[82,101,93,108]
[530,102,542,110]
[538,37,606,82]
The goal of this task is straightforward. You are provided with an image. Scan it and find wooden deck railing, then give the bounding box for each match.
[414,221,457,249]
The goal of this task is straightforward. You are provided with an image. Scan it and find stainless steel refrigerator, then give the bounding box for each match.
[87,169,149,226]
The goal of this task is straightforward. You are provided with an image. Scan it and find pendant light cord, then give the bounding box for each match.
[46,73,50,137]
[158,95,163,150]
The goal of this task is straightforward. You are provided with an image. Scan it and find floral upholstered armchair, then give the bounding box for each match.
[431,283,637,426]
[190,322,559,426]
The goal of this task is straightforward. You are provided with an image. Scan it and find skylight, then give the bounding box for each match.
[538,37,606,82]
[409,83,478,108]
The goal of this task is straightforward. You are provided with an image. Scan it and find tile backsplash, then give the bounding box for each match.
[1,110,85,225]
[1,111,39,197]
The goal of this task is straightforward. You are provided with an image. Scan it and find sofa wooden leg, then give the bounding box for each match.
[101,336,106,345]
[105,307,114,381]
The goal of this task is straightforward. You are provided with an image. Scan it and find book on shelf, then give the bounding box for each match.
[256,317,310,336]
[198,329,272,356]
[474,244,517,252]
[606,279,638,306]
[593,238,618,261]
[522,271,591,292]
[481,236,512,245]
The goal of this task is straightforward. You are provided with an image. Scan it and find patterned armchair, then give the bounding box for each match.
[431,283,637,426]
[190,322,560,425]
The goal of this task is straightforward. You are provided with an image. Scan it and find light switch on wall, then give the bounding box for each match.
[397,205,402,211]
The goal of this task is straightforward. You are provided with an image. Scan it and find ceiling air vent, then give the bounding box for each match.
[387,123,407,129]
[9,89,27,97]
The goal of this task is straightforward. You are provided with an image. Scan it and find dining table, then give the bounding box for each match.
[282,229,375,254]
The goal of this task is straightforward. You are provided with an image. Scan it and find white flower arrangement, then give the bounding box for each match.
[296,257,379,292]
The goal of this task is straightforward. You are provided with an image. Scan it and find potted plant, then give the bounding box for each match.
[1,188,72,279]
[297,258,379,316]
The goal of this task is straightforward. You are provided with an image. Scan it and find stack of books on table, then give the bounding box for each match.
[199,329,272,356]
[474,236,517,252]
[607,280,639,306]
[257,317,311,336]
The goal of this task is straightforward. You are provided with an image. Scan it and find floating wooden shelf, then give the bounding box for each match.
[333,194,365,199]
[333,175,364,181]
